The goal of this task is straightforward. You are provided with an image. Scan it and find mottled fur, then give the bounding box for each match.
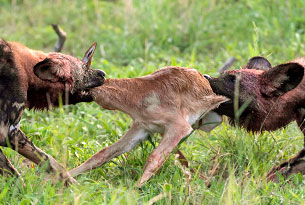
[209,56,305,182]
[0,39,105,184]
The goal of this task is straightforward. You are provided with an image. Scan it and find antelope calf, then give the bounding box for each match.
[209,56,305,182]
[67,66,227,186]
[0,40,105,184]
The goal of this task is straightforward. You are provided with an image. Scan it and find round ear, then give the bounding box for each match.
[82,42,97,69]
[34,58,60,82]
[34,57,70,82]
[245,56,272,71]
[260,62,304,97]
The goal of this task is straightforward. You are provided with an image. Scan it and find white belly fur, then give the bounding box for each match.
[190,111,223,132]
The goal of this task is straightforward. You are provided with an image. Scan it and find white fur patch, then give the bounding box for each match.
[198,111,223,132]
[9,123,20,132]
[143,92,160,112]
[12,102,25,109]
[186,113,201,125]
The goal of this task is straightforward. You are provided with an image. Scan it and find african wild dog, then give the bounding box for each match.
[208,56,305,182]
[0,40,105,184]
[49,67,228,186]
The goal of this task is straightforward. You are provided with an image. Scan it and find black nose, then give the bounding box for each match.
[203,74,211,80]
[97,70,106,78]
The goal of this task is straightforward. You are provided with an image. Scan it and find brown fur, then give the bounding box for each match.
[209,56,305,182]
[68,66,227,186]
[0,39,105,185]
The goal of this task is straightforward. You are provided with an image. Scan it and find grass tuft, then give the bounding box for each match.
[1,0,305,203]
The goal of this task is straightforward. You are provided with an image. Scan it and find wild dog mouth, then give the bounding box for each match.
[221,99,233,106]
[85,69,105,89]
[85,79,104,89]
[213,99,235,117]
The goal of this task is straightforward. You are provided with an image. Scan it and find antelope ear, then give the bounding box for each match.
[34,58,60,82]
[261,62,304,97]
[83,42,97,69]
[245,56,271,71]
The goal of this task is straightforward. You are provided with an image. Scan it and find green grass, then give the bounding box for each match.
[1,0,305,204]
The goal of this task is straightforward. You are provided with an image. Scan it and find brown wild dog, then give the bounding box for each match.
[208,56,305,182]
[0,39,105,184]
[64,67,228,186]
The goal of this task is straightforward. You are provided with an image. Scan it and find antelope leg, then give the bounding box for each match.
[267,148,305,182]
[0,148,21,177]
[139,122,192,186]
[69,123,148,177]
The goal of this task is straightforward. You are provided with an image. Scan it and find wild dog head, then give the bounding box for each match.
[209,56,304,131]
[34,42,105,102]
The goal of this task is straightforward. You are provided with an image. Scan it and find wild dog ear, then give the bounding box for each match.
[245,56,272,71]
[261,62,304,97]
[34,58,69,82]
[83,42,97,69]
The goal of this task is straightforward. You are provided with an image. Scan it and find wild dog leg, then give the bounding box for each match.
[267,148,305,182]
[296,108,305,146]
[69,123,148,177]
[7,128,75,184]
[139,122,192,186]
[0,148,25,187]
[0,148,21,177]
[266,109,305,182]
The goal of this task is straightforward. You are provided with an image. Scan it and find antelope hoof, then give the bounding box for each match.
[62,172,77,186]
[136,174,151,188]
[64,176,77,186]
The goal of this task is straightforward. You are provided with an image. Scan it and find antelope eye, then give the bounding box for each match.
[203,74,211,80]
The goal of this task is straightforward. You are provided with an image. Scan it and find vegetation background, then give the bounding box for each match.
[1,0,305,204]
